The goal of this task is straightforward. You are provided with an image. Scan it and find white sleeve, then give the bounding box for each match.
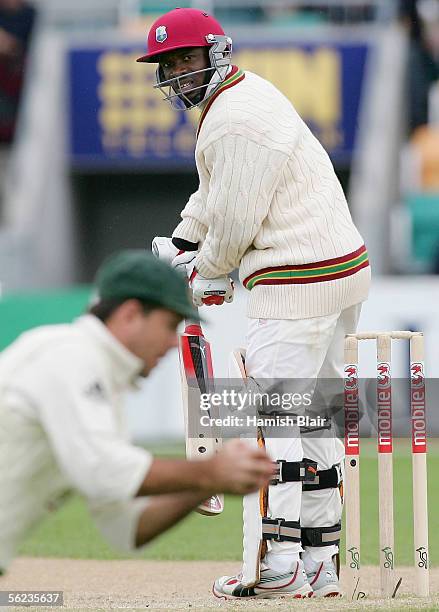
[30,350,152,504]
[89,497,151,552]
[173,187,208,245]
[193,134,288,278]
[172,151,213,245]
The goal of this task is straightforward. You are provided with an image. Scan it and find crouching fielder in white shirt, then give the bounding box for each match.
[0,250,274,575]
[139,7,371,599]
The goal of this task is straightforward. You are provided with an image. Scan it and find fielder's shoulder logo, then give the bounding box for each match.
[156,25,167,43]
[84,380,106,401]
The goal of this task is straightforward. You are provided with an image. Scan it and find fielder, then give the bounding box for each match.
[0,250,274,575]
[139,8,371,598]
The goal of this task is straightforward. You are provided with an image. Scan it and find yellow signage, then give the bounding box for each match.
[96,46,343,157]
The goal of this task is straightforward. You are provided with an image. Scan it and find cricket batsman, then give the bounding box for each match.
[0,251,274,575]
[139,8,371,598]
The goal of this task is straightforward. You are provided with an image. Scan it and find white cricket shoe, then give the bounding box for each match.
[213,560,313,600]
[306,559,342,597]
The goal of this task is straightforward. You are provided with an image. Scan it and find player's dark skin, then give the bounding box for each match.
[158,46,211,104]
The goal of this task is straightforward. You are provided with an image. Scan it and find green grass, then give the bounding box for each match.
[19,440,439,564]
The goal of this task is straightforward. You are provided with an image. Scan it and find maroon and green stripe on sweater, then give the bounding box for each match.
[197,66,245,136]
[243,245,369,289]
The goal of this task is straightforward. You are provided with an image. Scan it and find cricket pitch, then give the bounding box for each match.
[1,558,438,610]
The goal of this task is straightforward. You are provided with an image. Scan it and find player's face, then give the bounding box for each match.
[134,308,181,376]
[0,0,24,9]
[158,47,211,104]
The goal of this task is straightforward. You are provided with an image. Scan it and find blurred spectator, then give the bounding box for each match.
[410,125,439,189]
[309,3,376,24]
[265,3,376,25]
[216,5,265,25]
[400,0,439,133]
[263,6,326,26]
[0,0,36,143]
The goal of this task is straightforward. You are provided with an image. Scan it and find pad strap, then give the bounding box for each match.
[301,522,341,547]
[262,518,301,543]
[302,463,342,491]
[271,458,317,485]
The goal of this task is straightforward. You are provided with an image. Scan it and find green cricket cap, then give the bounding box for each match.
[95,249,200,321]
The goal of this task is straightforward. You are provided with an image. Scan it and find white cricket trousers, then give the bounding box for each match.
[244,303,361,572]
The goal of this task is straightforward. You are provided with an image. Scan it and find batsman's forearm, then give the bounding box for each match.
[136,457,215,496]
[135,491,208,547]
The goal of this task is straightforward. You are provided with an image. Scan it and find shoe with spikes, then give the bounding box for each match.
[213,560,313,600]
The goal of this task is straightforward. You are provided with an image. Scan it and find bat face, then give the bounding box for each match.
[179,322,224,515]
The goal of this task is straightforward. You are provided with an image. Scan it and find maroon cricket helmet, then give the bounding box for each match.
[136,7,225,63]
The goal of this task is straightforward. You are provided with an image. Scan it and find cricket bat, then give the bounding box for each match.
[229,348,265,586]
[178,320,224,516]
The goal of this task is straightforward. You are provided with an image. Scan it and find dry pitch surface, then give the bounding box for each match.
[1,558,438,611]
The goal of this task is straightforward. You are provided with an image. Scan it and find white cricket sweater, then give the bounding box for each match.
[0,316,152,571]
[173,67,371,320]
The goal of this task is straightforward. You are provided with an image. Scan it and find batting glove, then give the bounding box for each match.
[189,270,234,306]
[152,237,199,277]
[151,236,179,264]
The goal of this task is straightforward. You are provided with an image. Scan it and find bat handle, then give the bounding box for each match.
[184,311,203,337]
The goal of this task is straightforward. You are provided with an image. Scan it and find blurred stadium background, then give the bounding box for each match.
[1,0,439,443]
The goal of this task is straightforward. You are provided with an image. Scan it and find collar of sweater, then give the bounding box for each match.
[197,65,245,137]
[75,314,144,390]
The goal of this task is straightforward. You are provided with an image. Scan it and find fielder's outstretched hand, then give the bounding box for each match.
[206,439,274,495]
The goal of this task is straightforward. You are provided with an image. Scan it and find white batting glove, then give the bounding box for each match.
[151,237,179,264]
[189,270,234,306]
[152,237,199,277]
[171,250,198,277]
